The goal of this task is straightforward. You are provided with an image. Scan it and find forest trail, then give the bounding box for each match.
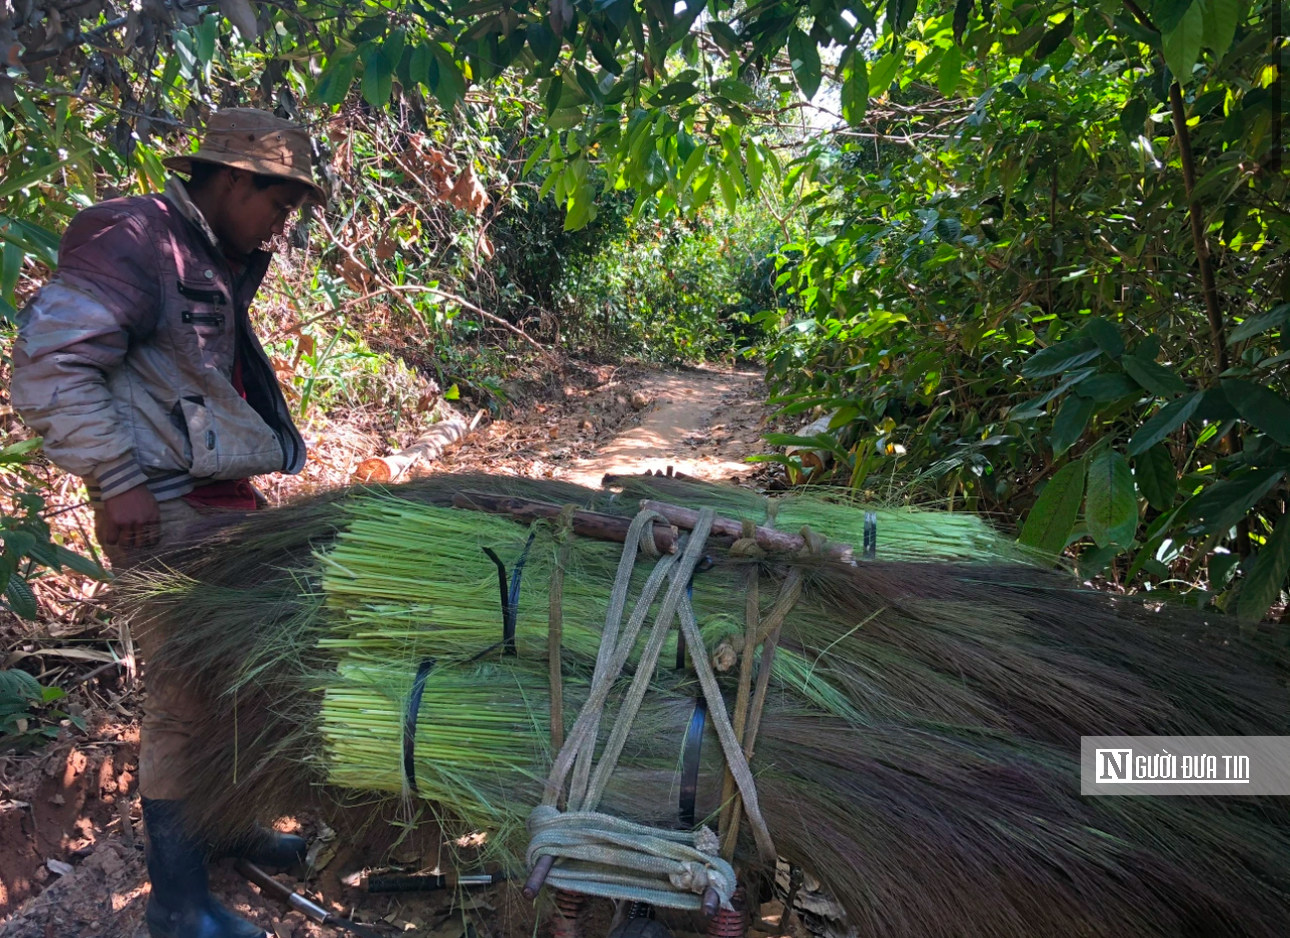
[561,367,768,486]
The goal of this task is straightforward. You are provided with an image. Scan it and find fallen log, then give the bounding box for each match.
[452,492,679,554]
[353,409,480,484]
[641,499,854,563]
[785,412,837,481]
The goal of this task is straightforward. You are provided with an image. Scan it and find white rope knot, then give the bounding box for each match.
[668,860,732,897]
[525,806,737,910]
[693,826,719,855]
[528,803,561,833]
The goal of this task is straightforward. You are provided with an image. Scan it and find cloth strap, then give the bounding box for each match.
[527,508,776,910]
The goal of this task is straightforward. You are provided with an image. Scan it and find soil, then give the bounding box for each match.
[0,363,808,938]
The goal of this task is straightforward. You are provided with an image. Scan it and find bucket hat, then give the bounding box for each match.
[163,108,324,203]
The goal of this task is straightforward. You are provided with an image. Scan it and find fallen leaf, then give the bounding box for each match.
[46,858,73,877]
[427,917,465,938]
[306,840,337,872]
[340,256,370,290]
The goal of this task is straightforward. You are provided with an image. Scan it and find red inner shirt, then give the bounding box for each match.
[181,354,259,511]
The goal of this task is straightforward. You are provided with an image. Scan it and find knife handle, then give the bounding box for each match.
[235,859,330,924]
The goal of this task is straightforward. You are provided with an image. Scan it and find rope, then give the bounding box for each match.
[527,507,775,910]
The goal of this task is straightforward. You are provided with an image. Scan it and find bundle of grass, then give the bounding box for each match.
[126,473,1290,938]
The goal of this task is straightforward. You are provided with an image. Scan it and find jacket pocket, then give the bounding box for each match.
[181,310,225,331]
[119,369,192,474]
[177,280,232,371]
[177,281,228,305]
[179,393,287,480]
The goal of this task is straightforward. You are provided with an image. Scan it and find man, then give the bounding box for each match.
[11,109,322,938]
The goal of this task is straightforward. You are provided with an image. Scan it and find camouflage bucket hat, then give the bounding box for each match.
[163,108,324,203]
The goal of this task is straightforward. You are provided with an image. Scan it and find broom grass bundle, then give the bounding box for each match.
[317,492,742,666]
[125,473,1290,938]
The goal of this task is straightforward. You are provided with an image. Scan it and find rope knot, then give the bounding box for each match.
[693,825,719,855]
[730,519,766,558]
[668,860,731,898]
[798,525,828,559]
[525,506,771,912]
[528,803,560,833]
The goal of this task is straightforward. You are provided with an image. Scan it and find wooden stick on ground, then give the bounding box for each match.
[451,492,679,554]
[641,499,854,562]
[353,409,480,484]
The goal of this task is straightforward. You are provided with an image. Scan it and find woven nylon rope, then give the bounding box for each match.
[526,507,775,910]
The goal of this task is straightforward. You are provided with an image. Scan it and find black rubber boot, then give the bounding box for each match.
[221,826,307,870]
[142,798,266,938]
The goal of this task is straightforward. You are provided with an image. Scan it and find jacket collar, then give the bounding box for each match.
[163,175,274,304]
[163,176,221,250]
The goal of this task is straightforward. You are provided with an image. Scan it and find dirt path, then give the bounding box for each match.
[0,365,775,938]
[561,367,767,486]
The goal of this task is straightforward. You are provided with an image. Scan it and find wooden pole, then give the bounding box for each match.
[452,492,679,554]
[641,499,854,562]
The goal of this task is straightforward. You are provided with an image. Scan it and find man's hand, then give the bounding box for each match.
[98,484,160,549]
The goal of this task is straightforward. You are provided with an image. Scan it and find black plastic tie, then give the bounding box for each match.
[679,696,708,827]
[482,531,537,656]
[402,657,437,795]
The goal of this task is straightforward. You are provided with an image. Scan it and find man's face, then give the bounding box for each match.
[214,169,309,255]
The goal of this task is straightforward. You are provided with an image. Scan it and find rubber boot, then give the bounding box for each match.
[142,798,266,938]
[221,826,307,871]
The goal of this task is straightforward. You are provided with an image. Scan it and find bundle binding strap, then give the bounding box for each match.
[526,508,775,911]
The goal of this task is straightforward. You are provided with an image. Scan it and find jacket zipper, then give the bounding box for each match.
[182,311,225,328]
[177,281,228,305]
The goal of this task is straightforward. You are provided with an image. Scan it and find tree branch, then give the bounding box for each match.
[1169,80,1228,373]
